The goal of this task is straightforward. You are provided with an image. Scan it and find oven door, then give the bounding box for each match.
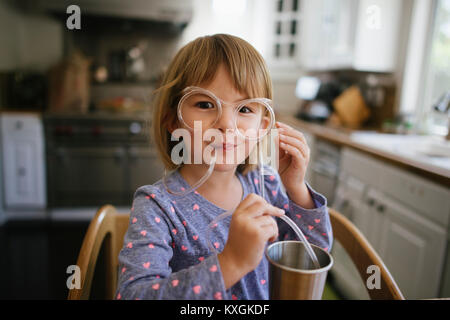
[127,146,165,198]
[48,146,127,207]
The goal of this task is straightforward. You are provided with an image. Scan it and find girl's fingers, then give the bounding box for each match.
[255,214,277,227]
[279,133,309,159]
[278,126,308,145]
[279,136,309,161]
[260,222,279,242]
[279,141,306,168]
[245,201,285,219]
[239,193,267,211]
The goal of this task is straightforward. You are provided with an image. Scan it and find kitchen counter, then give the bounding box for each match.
[277,114,450,187]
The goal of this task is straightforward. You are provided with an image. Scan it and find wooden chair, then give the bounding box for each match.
[68,205,404,300]
[328,207,405,300]
[67,205,130,300]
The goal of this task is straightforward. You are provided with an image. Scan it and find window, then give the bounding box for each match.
[270,0,302,65]
[423,0,450,135]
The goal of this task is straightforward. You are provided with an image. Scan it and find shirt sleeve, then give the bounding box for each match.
[115,186,227,300]
[260,166,333,252]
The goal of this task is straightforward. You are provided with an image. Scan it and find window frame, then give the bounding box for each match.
[399,0,449,135]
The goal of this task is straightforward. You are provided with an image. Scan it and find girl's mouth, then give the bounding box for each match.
[211,143,237,150]
[222,143,237,150]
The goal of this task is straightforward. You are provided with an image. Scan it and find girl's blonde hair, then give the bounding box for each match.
[151,34,273,175]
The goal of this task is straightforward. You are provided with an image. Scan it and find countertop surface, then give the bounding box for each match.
[277,113,450,185]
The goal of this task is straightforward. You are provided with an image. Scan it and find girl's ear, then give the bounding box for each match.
[167,116,179,134]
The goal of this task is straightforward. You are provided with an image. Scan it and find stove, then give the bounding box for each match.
[44,112,164,208]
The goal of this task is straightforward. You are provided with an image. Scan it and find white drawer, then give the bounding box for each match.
[1,114,42,136]
[341,147,450,228]
[381,163,450,227]
[340,147,383,189]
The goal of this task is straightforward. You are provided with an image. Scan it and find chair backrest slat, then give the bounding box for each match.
[329,208,405,300]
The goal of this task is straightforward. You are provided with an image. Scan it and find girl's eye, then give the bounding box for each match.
[196,101,215,109]
[239,106,253,113]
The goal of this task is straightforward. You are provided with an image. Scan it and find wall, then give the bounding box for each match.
[0,0,63,72]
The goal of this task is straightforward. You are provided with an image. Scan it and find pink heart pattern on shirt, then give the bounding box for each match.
[193,285,201,294]
[172,279,179,287]
[143,262,150,269]
[209,265,218,272]
[193,204,200,211]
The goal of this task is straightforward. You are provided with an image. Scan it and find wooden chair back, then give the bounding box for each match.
[329,207,405,299]
[67,205,129,300]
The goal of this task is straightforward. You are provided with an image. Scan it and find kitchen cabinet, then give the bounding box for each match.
[267,0,404,72]
[0,221,50,299]
[300,0,358,71]
[375,193,446,299]
[0,113,46,209]
[331,147,450,299]
[353,0,404,72]
[266,0,303,68]
[331,172,371,299]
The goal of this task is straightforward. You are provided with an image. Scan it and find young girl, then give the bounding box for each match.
[116,34,333,300]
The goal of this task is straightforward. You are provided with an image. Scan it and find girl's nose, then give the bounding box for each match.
[215,106,235,133]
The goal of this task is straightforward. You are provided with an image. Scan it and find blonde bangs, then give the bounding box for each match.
[151,34,273,175]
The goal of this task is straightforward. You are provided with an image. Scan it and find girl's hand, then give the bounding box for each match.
[276,121,315,209]
[217,193,285,289]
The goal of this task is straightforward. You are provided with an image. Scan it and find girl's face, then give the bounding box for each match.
[174,64,268,173]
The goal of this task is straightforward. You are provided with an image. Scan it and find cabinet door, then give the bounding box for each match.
[331,175,371,299]
[353,0,403,72]
[375,195,447,299]
[352,188,381,249]
[1,115,46,208]
[300,0,358,70]
[49,147,126,206]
